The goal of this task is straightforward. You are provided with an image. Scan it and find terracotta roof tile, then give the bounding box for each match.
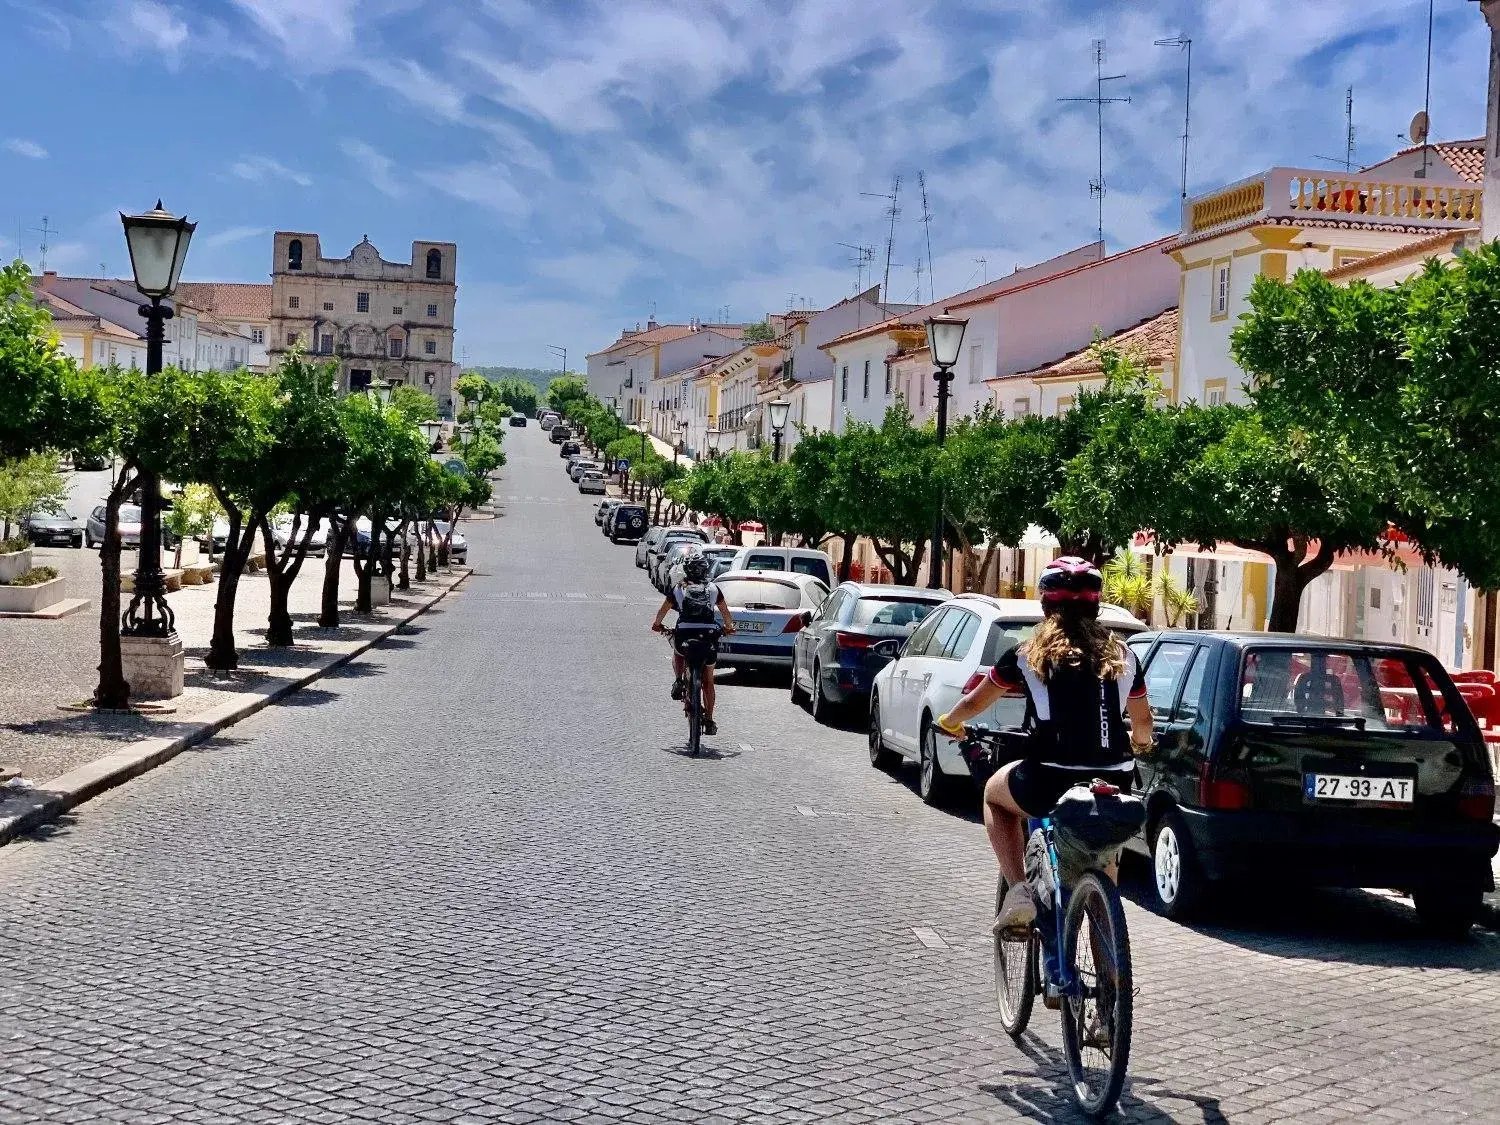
[1323,227,1476,281]
[1387,138,1485,184]
[174,282,273,320]
[1010,307,1179,381]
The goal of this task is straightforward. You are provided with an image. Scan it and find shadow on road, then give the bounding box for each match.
[662,743,743,761]
[982,1032,1231,1124]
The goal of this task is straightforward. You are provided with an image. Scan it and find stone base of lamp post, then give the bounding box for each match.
[120,632,185,700]
[371,575,392,606]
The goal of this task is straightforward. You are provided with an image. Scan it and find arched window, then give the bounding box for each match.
[287,239,303,271]
[426,248,442,278]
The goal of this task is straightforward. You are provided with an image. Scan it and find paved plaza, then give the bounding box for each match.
[0,429,1497,1124]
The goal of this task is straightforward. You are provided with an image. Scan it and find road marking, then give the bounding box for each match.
[912,927,950,951]
[739,743,753,755]
[563,593,588,600]
[795,805,817,817]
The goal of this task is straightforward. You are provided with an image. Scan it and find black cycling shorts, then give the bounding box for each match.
[1006,761,1135,819]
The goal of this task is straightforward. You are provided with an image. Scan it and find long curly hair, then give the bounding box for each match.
[1021,607,1126,682]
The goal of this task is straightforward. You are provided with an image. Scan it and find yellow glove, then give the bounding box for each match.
[935,713,964,738]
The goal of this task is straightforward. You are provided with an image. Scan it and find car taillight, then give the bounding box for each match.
[1457,776,1496,822]
[834,631,875,649]
[960,669,991,695]
[782,616,805,634]
[1199,762,1253,810]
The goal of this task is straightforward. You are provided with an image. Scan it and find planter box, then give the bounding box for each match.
[370,575,392,606]
[0,575,65,614]
[0,548,34,585]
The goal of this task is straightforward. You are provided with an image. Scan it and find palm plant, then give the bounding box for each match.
[1101,551,1153,623]
[1158,568,1201,627]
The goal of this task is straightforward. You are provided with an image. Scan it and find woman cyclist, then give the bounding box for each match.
[651,549,735,736]
[937,557,1154,931]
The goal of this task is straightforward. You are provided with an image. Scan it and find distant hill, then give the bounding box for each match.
[468,366,568,392]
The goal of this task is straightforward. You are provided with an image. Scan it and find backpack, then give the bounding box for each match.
[677,582,717,625]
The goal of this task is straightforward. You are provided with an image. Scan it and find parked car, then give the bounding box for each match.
[559,440,581,459]
[712,570,830,672]
[569,460,602,483]
[608,504,649,544]
[270,514,329,558]
[550,426,573,444]
[654,542,737,592]
[708,554,736,581]
[595,498,624,526]
[86,502,142,548]
[539,412,560,429]
[22,510,83,548]
[791,584,952,721]
[724,545,835,587]
[508,414,527,427]
[868,594,1148,806]
[429,521,468,564]
[643,526,710,581]
[1120,630,1498,932]
[578,471,607,495]
[201,518,231,554]
[652,540,696,591]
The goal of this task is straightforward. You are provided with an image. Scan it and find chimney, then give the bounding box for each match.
[647,317,659,331]
[40,271,56,291]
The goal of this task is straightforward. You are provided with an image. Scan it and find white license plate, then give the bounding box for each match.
[1305,774,1413,803]
[736,621,766,633]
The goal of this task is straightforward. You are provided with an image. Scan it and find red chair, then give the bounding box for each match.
[1452,670,1497,686]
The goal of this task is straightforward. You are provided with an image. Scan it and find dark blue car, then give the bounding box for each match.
[790,582,950,722]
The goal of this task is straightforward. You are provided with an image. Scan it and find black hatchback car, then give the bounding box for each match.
[1126,631,1498,934]
[22,510,83,548]
[606,504,648,544]
[559,440,581,459]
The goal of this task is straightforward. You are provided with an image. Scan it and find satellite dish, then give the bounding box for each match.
[1409,110,1430,146]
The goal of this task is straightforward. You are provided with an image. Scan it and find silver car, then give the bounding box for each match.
[712,570,830,671]
[86,502,142,548]
[271,514,329,557]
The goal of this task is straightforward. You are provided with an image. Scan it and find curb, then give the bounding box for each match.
[0,569,470,848]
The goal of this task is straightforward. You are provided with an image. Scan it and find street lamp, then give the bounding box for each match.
[706,427,722,458]
[673,419,687,465]
[114,201,196,672]
[924,313,968,590]
[418,419,442,451]
[767,397,791,463]
[367,378,394,406]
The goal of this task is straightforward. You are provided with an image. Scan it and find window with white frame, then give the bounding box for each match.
[424,340,437,355]
[323,301,334,311]
[1204,380,1227,406]
[288,295,300,309]
[1012,397,1031,417]
[427,303,438,317]
[388,337,403,358]
[968,343,982,381]
[1212,261,1231,318]
[250,327,264,344]
[356,292,370,313]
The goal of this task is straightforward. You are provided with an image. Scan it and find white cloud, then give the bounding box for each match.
[230,155,313,187]
[112,0,190,54]
[200,225,268,249]
[5,139,48,160]
[339,139,404,198]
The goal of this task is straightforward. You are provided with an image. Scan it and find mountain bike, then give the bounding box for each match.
[960,725,1135,1119]
[668,623,721,756]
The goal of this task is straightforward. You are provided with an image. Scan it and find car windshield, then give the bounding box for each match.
[119,506,142,523]
[718,578,802,610]
[851,597,943,628]
[1239,647,1470,734]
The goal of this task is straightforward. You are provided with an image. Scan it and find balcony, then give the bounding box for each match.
[1181,167,1482,244]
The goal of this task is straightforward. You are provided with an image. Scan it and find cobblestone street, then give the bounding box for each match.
[1,428,1497,1124]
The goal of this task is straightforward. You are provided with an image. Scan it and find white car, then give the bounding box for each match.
[271,514,330,557]
[568,460,602,483]
[578,471,607,495]
[712,570,829,671]
[725,545,834,587]
[868,594,1148,805]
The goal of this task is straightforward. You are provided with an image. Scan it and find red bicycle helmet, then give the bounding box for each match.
[1037,556,1103,614]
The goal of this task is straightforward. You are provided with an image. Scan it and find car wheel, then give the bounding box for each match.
[72,535,84,549]
[1412,886,1482,939]
[789,656,809,708]
[84,530,96,549]
[868,696,898,770]
[810,661,838,724]
[1150,808,1209,920]
[918,722,951,806]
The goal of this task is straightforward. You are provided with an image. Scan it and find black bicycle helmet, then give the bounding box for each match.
[1037,556,1103,616]
[681,550,711,583]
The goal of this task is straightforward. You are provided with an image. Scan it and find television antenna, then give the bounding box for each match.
[974,256,988,285]
[917,171,936,302]
[838,242,875,294]
[1314,87,1357,171]
[913,257,926,304]
[1154,36,1193,199]
[861,175,901,311]
[1417,0,1435,178]
[29,215,60,271]
[1059,40,1130,249]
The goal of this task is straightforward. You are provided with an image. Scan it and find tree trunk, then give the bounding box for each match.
[836,532,856,582]
[353,513,379,613]
[1258,538,1336,633]
[93,473,138,709]
[320,518,349,628]
[206,510,257,671]
[262,513,314,648]
[398,521,411,590]
[414,530,427,581]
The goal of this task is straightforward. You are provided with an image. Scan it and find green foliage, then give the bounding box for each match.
[389,384,438,424]
[9,565,58,587]
[0,535,27,553]
[547,374,590,413]
[1101,551,1153,621]
[455,372,493,408]
[0,452,68,539]
[490,376,539,416]
[1157,570,1200,627]
[741,321,776,343]
[467,365,555,394]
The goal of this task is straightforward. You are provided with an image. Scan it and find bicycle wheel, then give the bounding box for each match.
[687,667,702,756]
[1059,871,1132,1119]
[994,874,1037,1037]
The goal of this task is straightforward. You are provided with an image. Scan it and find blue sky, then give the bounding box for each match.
[1,0,1491,368]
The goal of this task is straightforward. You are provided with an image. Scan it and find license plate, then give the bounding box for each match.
[1305,774,1413,803]
[736,621,765,633]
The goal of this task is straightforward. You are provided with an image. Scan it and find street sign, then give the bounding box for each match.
[443,458,468,476]
[616,459,630,473]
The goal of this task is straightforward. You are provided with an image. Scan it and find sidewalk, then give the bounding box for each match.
[0,544,467,838]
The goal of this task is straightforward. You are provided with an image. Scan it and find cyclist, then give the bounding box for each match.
[651,549,736,735]
[937,556,1154,932]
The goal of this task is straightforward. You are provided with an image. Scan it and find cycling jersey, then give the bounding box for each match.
[987,643,1147,773]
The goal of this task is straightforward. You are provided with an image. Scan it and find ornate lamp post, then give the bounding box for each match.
[367,379,394,406]
[418,419,443,452]
[925,314,968,590]
[112,202,195,702]
[767,397,791,463]
[706,427,722,459]
[673,419,687,465]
